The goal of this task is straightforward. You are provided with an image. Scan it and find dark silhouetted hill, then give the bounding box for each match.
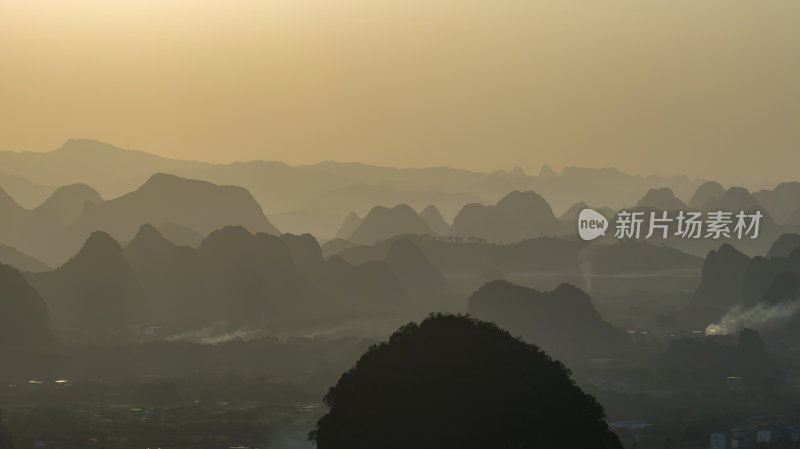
[335,212,362,240]
[309,315,622,449]
[311,314,622,449]
[26,231,147,331]
[281,233,325,277]
[349,204,434,245]
[419,205,450,235]
[385,239,450,295]
[196,226,306,324]
[741,248,800,307]
[0,263,50,347]
[692,244,750,307]
[767,234,800,259]
[468,281,629,360]
[124,225,209,327]
[309,256,406,315]
[762,271,800,304]
[450,191,564,243]
[280,233,408,315]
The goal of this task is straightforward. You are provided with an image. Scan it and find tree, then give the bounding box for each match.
[310,314,622,449]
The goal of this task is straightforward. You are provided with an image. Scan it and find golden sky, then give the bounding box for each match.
[1,0,798,184]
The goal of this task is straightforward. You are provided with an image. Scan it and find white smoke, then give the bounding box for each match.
[705,301,800,336]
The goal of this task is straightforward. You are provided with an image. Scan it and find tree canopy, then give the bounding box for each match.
[310,314,622,449]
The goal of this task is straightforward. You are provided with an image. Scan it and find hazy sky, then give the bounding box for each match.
[1,0,798,184]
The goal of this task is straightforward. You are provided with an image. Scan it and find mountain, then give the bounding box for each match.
[0,263,50,347]
[692,244,750,307]
[753,182,800,224]
[321,238,357,257]
[196,226,307,324]
[767,234,800,259]
[703,187,765,213]
[31,174,279,266]
[763,271,800,304]
[280,233,325,277]
[0,139,710,218]
[157,222,204,247]
[338,234,700,279]
[449,191,564,243]
[309,256,407,315]
[304,183,480,220]
[349,204,434,245]
[268,210,343,240]
[384,239,450,295]
[0,172,54,209]
[32,183,103,224]
[688,181,725,209]
[590,241,703,274]
[468,281,629,360]
[786,209,800,226]
[279,232,407,314]
[26,231,148,331]
[0,187,30,241]
[100,173,279,236]
[419,205,450,235]
[539,164,558,178]
[0,139,211,198]
[636,187,687,210]
[12,184,103,261]
[0,245,50,272]
[123,225,209,328]
[741,248,800,307]
[335,212,362,240]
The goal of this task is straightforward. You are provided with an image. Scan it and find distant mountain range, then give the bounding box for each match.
[693,234,800,315]
[468,280,630,360]
[332,234,702,283]
[0,173,278,266]
[2,138,800,258]
[0,138,716,239]
[450,190,566,242]
[19,225,456,335]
